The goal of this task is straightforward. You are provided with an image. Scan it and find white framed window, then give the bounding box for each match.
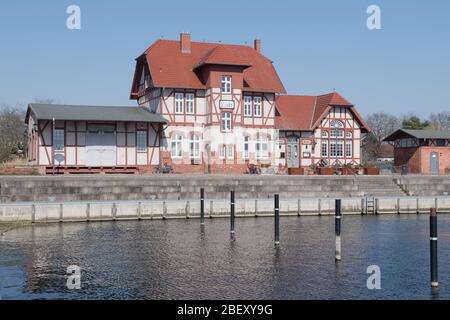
[186,93,195,114]
[175,93,184,114]
[244,96,252,116]
[253,96,262,116]
[321,141,328,157]
[330,130,344,138]
[228,145,235,160]
[189,134,200,159]
[346,141,352,157]
[322,130,328,138]
[346,131,353,139]
[221,75,231,93]
[219,145,226,159]
[53,129,64,152]
[243,136,249,159]
[256,136,268,159]
[330,140,344,157]
[221,112,232,132]
[171,134,183,158]
[137,131,147,152]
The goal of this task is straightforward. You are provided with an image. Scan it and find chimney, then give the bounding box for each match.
[254,38,261,53]
[180,33,191,54]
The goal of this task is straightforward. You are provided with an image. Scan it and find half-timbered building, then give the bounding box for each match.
[26,33,370,174]
[275,92,370,171]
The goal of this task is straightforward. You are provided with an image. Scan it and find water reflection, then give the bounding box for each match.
[1,215,450,300]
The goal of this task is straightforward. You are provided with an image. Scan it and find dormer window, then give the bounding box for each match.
[221,76,232,93]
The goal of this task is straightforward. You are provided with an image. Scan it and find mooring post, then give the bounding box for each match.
[298,199,301,216]
[138,201,142,220]
[200,188,205,225]
[274,194,280,245]
[31,203,36,224]
[230,191,235,234]
[335,199,342,261]
[430,207,438,288]
[59,203,63,222]
[86,203,90,222]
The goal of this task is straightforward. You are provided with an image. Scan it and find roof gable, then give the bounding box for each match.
[275,92,370,132]
[131,39,286,95]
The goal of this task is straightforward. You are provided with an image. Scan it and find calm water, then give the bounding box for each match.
[1,215,450,300]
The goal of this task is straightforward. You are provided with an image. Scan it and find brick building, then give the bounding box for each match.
[384,129,450,175]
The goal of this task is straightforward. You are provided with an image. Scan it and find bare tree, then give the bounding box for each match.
[0,105,26,164]
[428,112,450,130]
[366,112,400,142]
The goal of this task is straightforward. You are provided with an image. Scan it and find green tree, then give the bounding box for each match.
[402,116,430,130]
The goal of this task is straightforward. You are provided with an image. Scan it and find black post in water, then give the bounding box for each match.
[200,188,205,225]
[335,199,342,261]
[230,191,235,234]
[430,207,438,287]
[274,194,280,245]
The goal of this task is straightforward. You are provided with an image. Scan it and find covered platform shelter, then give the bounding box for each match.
[25,104,168,174]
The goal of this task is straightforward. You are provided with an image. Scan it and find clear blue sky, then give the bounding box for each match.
[1,0,449,117]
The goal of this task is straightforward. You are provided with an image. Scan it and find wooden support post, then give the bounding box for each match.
[59,203,63,222]
[200,188,205,225]
[335,199,342,261]
[31,204,36,223]
[430,208,438,288]
[274,194,280,245]
[230,191,235,234]
[138,202,142,220]
[86,203,90,222]
[163,201,167,219]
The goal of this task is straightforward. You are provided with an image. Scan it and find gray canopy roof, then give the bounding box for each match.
[384,129,450,141]
[26,104,168,123]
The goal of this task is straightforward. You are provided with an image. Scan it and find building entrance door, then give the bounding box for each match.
[430,152,439,175]
[86,124,116,167]
[287,137,299,168]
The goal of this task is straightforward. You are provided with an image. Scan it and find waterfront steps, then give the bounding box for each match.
[0,175,407,203]
[397,176,450,196]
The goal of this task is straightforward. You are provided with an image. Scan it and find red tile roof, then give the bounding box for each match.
[275,95,316,130]
[276,92,370,132]
[134,39,286,93]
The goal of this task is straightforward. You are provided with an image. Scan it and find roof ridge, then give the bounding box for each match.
[309,97,318,129]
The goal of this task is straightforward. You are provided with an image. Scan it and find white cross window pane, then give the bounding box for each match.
[221,76,231,93]
[175,93,184,114]
[219,146,225,159]
[228,145,234,159]
[137,131,147,152]
[186,94,195,114]
[243,137,249,158]
[346,142,352,157]
[221,112,232,131]
[244,96,252,116]
[321,141,328,157]
[254,97,262,116]
[53,129,64,152]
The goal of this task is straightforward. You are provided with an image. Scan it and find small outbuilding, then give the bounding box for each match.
[384,129,450,175]
[25,104,168,174]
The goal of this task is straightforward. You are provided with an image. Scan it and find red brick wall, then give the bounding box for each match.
[394,147,421,173]
[420,147,450,175]
[394,146,450,174]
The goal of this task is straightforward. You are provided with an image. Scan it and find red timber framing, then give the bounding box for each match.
[35,119,162,175]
